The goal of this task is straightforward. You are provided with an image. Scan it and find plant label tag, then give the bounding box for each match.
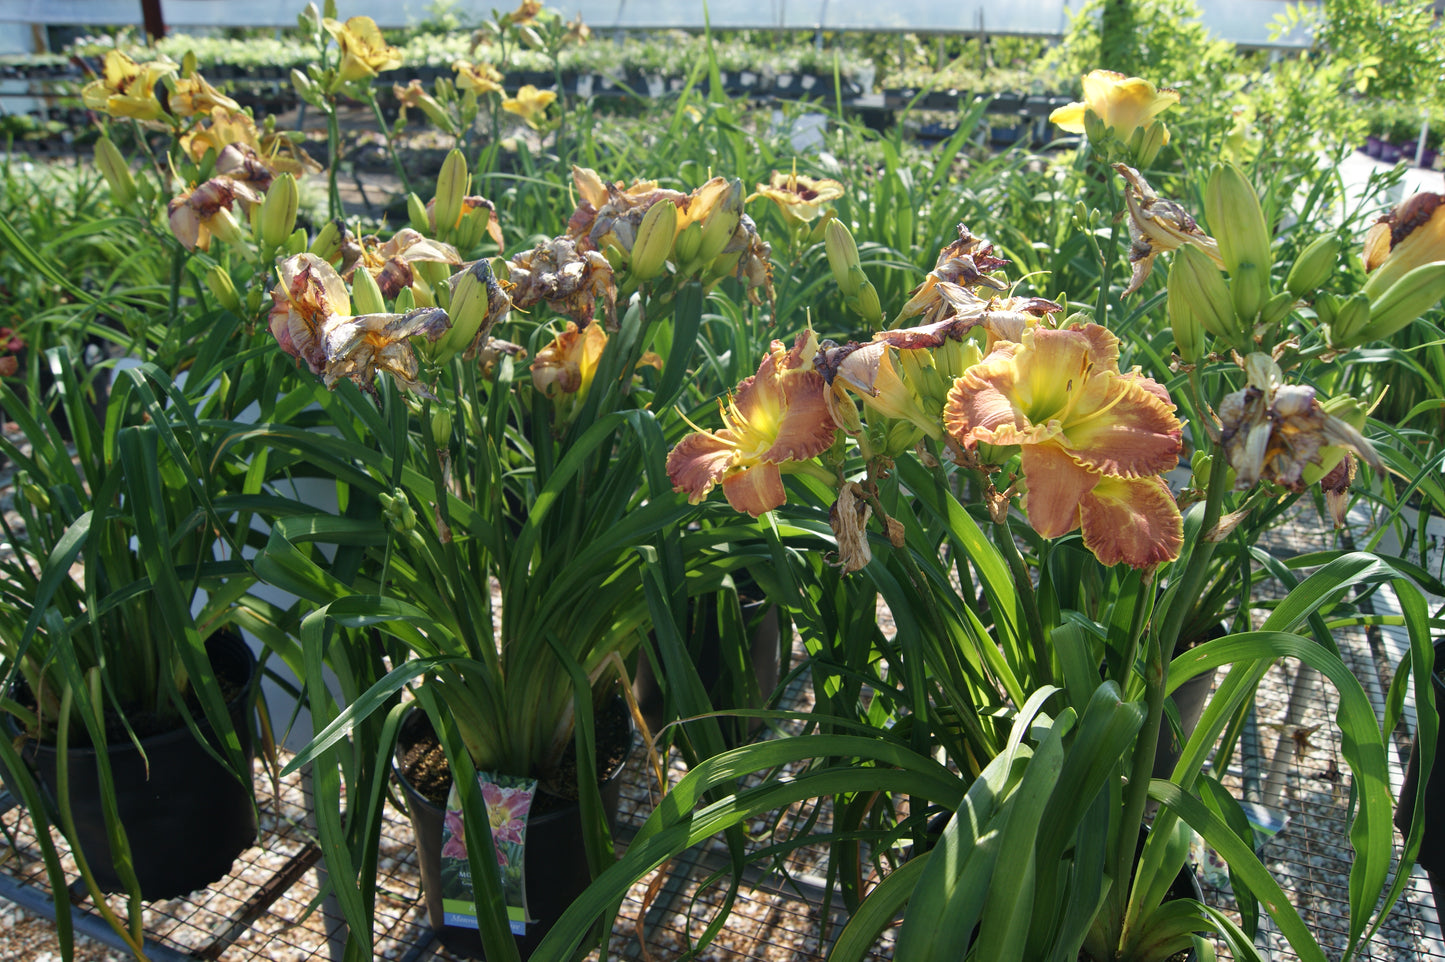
[439,771,538,935]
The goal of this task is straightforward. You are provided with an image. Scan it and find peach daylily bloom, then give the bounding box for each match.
[944,324,1184,568]
[530,321,607,399]
[1049,69,1179,145]
[668,332,837,517]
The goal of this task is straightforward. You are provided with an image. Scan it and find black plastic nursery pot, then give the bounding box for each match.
[394,703,635,960]
[18,632,259,900]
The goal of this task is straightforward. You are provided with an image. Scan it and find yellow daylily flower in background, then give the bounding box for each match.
[504,0,543,26]
[944,323,1184,568]
[751,168,845,223]
[169,71,240,118]
[81,50,175,122]
[502,85,557,129]
[453,61,505,96]
[667,332,838,518]
[323,16,403,84]
[1049,69,1179,145]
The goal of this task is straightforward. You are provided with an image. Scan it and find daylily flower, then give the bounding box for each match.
[893,224,1010,326]
[482,781,533,846]
[815,338,944,441]
[323,306,452,395]
[1116,163,1224,296]
[393,79,452,131]
[168,71,240,118]
[214,143,275,194]
[453,61,505,96]
[181,107,318,177]
[944,324,1184,568]
[441,808,468,860]
[1217,354,1380,493]
[1049,69,1179,145]
[502,85,557,129]
[530,321,606,398]
[504,0,543,26]
[269,253,350,376]
[668,332,838,517]
[168,177,260,251]
[343,228,462,300]
[81,51,175,122]
[564,14,592,45]
[1362,191,1445,297]
[508,236,617,328]
[751,168,845,223]
[323,16,403,84]
[566,166,687,256]
[427,195,505,248]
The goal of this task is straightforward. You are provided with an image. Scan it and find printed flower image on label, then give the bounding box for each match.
[439,772,538,934]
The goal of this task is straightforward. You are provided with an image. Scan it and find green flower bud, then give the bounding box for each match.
[1285,234,1341,299]
[855,278,883,328]
[1327,293,1373,349]
[1170,243,1238,341]
[311,219,344,263]
[285,226,309,257]
[430,408,453,449]
[1229,260,1270,327]
[1166,265,1205,363]
[20,479,50,513]
[424,259,509,364]
[1134,120,1168,168]
[407,192,431,233]
[630,200,677,280]
[824,219,863,298]
[697,179,743,266]
[433,149,470,242]
[260,172,299,251]
[205,265,243,315]
[291,67,322,107]
[94,136,136,208]
[1259,289,1297,328]
[1360,261,1445,345]
[1205,164,1273,281]
[394,285,417,313]
[1312,291,1339,328]
[351,266,387,315]
[674,221,704,266]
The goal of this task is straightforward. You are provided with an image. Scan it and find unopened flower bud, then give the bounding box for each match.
[291,67,322,106]
[854,279,883,328]
[1285,234,1341,299]
[1134,120,1168,168]
[260,172,299,251]
[673,221,704,266]
[311,219,344,263]
[285,227,309,257]
[205,264,243,315]
[697,179,744,265]
[20,479,50,512]
[423,258,509,363]
[1259,289,1297,328]
[1169,243,1237,342]
[1360,261,1445,344]
[824,219,863,298]
[351,267,387,315]
[1229,260,1270,327]
[94,136,136,208]
[430,408,453,449]
[1205,163,1273,282]
[433,149,469,242]
[631,200,677,280]
[394,285,417,313]
[1326,293,1373,348]
[407,192,431,233]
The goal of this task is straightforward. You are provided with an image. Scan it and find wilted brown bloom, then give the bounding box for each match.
[1116,163,1224,296]
[830,482,874,572]
[323,307,452,395]
[1217,355,1380,493]
[509,236,618,328]
[168,177,260,251]
[893,224,1010,326]
[345,228,462,299]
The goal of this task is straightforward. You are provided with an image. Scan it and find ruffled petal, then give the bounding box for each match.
[667,430,739,503]
[761,371,836,462]
[1061,375,1183,477]
[721,461,786,517]
[1019,444,1097,539]
[1079,475,1183,568]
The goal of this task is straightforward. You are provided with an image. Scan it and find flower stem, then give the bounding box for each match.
[365,90,413,196]
[325,102,343,221]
